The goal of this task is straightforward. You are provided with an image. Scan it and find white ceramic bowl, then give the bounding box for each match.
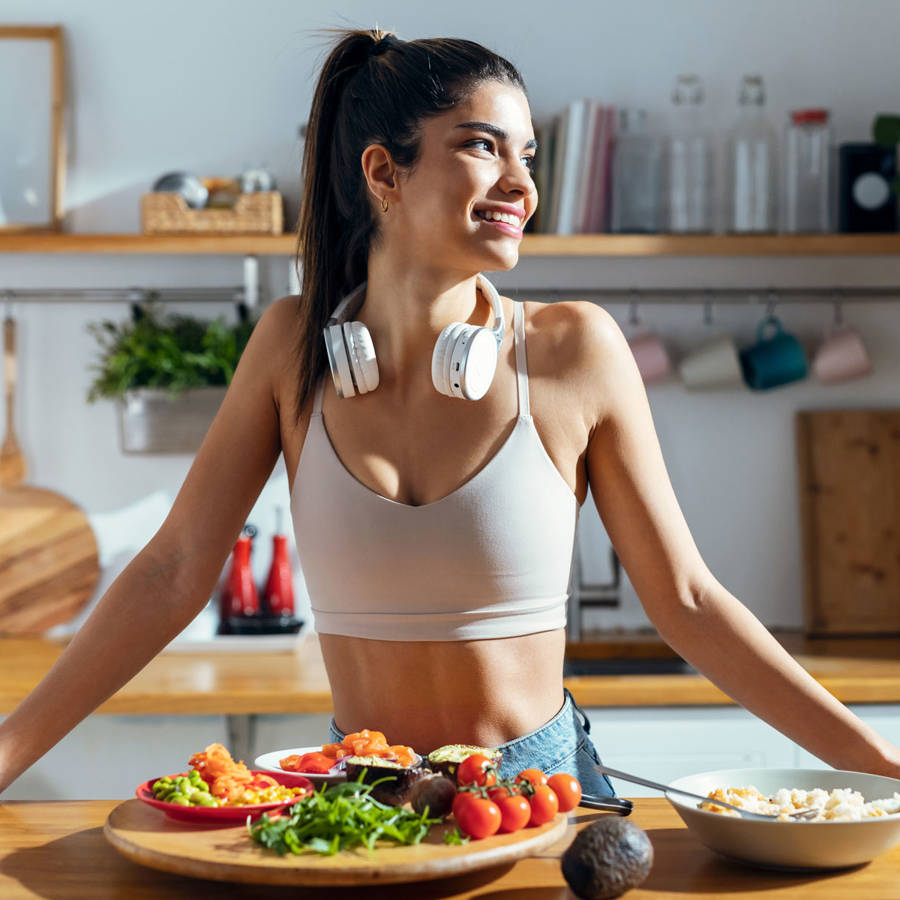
[666,767,900,871]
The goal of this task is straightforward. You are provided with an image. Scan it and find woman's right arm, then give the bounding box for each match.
[0,296,301,793]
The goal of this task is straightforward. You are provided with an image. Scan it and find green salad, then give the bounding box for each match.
[248,775,441,856]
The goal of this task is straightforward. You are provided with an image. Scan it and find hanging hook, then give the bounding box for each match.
[628,289,641,327]
[832,288,844,327]
[765,288,778,319]
[702,290,714,327]
[2,289,15,320]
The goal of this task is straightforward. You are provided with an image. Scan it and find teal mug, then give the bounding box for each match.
[739,316,808,390]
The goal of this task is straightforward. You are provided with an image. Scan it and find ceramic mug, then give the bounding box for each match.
[628,332,672,385]
[739,315,808,391]
[812,324,872,384]
[678,335,744,390]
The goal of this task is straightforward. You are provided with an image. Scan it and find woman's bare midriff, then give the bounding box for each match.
[318,628,567,753]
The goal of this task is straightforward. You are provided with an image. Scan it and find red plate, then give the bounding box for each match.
[136,770,314,823]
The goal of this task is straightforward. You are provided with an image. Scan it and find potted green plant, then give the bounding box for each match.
[87,302,255,454]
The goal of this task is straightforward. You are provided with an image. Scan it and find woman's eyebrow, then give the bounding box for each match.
[455,121,538,150]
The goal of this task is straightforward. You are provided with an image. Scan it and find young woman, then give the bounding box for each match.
[1,28,897,797]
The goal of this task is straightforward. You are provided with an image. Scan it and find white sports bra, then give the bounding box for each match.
[290,302,578,641]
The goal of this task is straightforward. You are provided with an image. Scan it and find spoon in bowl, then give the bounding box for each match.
[595,764,819,821]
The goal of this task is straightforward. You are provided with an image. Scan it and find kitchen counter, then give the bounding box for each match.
[2,631,900,715]
[1,798,897,898]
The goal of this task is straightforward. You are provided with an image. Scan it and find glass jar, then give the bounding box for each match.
[664,74,716,233]
[724,75,778,233]
[782,108,833,233]
[611,108,664,233]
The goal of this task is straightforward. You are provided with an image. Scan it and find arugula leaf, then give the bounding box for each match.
[247,775,442,857]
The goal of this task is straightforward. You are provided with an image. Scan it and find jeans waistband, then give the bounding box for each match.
[328,687,589,748]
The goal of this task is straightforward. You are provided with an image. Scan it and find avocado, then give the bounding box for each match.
[425,744,502,783]
[561,817,654,900]
[343,755,424,805]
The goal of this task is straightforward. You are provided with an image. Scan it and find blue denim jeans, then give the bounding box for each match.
[328,688,616,797]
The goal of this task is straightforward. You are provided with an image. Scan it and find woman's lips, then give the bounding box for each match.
[474,216,524,238]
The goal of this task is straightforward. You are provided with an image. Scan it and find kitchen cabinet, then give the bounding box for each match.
[587,704,900,795]
[4,704,898,802]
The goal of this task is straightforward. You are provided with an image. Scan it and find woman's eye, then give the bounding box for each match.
[468,140,536,173]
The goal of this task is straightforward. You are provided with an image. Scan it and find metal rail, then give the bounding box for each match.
[2,284,900,304]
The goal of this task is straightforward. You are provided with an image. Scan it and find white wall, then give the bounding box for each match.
[4,0,900,636]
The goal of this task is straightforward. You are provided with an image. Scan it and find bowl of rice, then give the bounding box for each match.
[666,767,900,870]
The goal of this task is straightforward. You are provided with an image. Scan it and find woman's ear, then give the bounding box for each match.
[361,144,399,208]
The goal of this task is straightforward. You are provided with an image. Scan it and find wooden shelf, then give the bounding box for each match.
[2,232,900,256]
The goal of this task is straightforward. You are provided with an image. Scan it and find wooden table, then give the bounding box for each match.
[1,798,897,898]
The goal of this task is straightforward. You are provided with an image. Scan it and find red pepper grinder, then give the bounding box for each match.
[262,508,295,618]
[220,524,260,627]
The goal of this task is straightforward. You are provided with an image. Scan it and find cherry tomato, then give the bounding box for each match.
[495,793,531,833]
[515,768,549,788]
[457,754,497,788]
[547,773,582,812]
[453,793,501,839]
[527,784,559,826]
[487,784,514,802]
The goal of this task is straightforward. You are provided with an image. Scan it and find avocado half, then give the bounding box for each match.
[425,744,503,783]
[343,755,425,805]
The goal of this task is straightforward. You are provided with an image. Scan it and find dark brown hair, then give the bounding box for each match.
[292,27,526,419]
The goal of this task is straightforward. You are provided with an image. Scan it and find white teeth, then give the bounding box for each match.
[476,210,521,226]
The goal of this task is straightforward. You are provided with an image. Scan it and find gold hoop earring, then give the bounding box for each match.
[381,197,389,213]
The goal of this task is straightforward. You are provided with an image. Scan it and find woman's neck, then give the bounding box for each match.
[356,256,493,389]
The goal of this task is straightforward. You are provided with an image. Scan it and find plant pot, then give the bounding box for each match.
[117,387,227,454]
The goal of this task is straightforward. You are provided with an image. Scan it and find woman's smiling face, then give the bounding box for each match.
[378,79,539,273]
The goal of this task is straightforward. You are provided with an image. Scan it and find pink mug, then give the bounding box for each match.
[628,332,672,385]
[812,325,872,384]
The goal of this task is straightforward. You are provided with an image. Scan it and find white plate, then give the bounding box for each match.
[666,767,900,871]
[254,746,346,785]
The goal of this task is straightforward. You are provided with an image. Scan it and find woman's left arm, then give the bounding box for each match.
[576,302,900,778]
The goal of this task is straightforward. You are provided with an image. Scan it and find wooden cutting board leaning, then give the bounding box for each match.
[795,409,900,636]
[0,315,100,635]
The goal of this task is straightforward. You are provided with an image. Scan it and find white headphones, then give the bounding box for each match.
[323,272,506,401]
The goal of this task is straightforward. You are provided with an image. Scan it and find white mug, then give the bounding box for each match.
[678,335,744,390]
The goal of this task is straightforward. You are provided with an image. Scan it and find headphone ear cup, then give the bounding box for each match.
[343,321,380,394]
[432,322,467,397]
[325,322,356,398]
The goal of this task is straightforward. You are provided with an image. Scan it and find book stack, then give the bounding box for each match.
[529,100,616,235]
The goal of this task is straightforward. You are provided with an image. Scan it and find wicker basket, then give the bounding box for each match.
[140,191,284,235]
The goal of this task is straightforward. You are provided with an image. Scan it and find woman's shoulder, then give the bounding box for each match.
[520,299,630,375]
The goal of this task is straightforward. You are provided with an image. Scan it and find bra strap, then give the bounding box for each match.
[312,377,325,417]
[513,302,531,418]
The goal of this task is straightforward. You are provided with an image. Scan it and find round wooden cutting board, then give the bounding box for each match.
[104,799,570,887]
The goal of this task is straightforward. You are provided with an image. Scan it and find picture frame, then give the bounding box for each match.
[0,24,66,232]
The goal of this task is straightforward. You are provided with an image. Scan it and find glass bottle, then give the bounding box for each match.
[782,108,833,232]
[664,74,715,233]
[611,108,664,233]
[724,75,778,233]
